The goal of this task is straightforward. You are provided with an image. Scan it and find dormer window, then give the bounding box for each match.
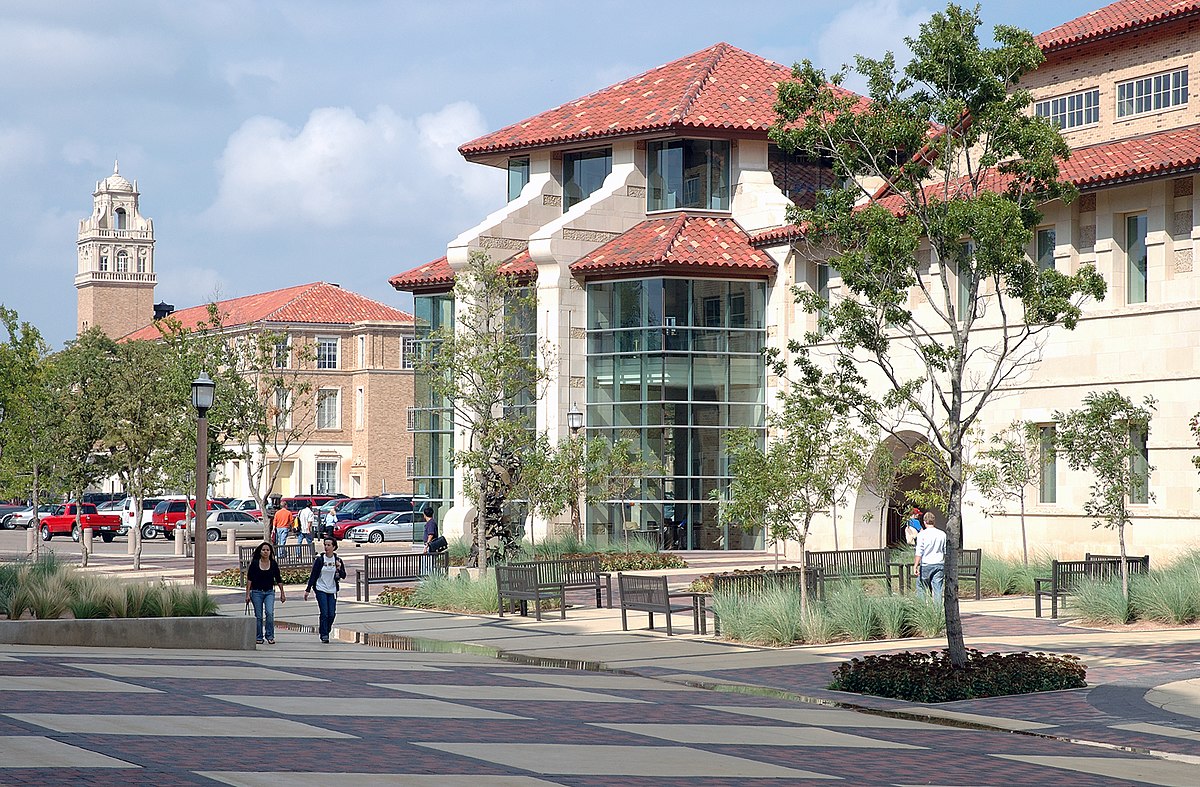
[562,147,611,211]
[647,139,730,212]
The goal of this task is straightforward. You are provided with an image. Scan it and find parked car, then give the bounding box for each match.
[0,503,24,526]
[95,499,126,535]
[3,504,59,530]
[227,498,263,517]
[334,495,426,523]
[347,511,422,544]
[317,498,353,537]
[39,503,121,542]
[151,498,229,538]
[331,509,397,540]
[121,496,183,540]
[281,495,338,515]
[188,510,267,542]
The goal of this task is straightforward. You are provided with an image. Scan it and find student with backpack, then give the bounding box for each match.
[304,537,346,643]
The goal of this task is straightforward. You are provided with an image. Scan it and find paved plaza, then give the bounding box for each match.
[5,539,1200,784]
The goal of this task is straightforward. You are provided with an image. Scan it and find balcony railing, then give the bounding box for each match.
[74,270,157,285]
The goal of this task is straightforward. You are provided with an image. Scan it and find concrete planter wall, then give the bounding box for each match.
[0,616,257,650]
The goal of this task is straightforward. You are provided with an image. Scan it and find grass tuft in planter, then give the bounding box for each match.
[826,583,879,642]
[908,596,947,637]
[1073,578,1131,624]
[409,574,501,614]
[1130,572,1197,625]
[799,606,838,645]
[166,585,220,617]
[122,582,164,618]
[26,575,72,620]
[67,576,111,619]
[875,594,913,640]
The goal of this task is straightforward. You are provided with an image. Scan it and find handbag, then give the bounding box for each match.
[427,535,448,553]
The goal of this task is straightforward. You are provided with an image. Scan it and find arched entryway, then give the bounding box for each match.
[850,430,941,548]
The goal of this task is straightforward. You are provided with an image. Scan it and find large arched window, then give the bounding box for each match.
[114,208,127,230]
[116,250,129,273]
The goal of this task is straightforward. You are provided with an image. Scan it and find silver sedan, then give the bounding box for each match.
[348,511,421,544]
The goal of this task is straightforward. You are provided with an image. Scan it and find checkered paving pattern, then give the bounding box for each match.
[1,639,1191,786]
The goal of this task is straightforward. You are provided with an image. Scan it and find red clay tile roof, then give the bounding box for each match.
[570,214,775,279]
[459,43,864,157]
[750,223,808,247]
[388,256,454,292]
[1037,0,1200,52]
[497,249,538,280]
[123,282,412,341]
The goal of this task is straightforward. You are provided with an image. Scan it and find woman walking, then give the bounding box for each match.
[304,537,346,643]
[245,541,286,645]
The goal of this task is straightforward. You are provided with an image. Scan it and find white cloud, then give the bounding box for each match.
[221,58,285,90]
[0,21,177,89]
[206,101,499,230]
[816,0,930,90]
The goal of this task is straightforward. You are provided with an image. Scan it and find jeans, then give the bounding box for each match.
[316,589,337,639]
[249,589,275,641]
[275,527,289,546]
[920,563,945,602]
[297,531,313,546]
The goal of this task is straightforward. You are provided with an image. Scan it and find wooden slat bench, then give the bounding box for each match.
[805,548,905,592]
[496,564,564,621]
[891,549,983,600]
[1035,554,1150,618]
[511,556,613,608]
[355,552,449,601]
[618,573,701,636]
[239,543,315,579]
[709,567,825,635]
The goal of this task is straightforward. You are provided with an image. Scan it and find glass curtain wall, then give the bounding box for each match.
[412,294,455,511]
[586,277,767,550]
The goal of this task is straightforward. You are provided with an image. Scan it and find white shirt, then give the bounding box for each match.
[316,554,340,593]
[915,527,947,566]
[298,507,315,533]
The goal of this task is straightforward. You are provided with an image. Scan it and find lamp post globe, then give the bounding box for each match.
[191,372,215,413]
[191,372,216,588]
[566,404,584,433]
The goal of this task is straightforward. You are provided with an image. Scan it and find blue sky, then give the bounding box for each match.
[2,0,1102,346]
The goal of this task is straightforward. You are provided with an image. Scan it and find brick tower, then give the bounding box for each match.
[75,161,157,336]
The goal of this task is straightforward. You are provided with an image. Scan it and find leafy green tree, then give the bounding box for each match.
[972,421,1042,566]
[719,391,870,610]
[1054,391,1155,600]
[417,251,552,568]
[770,3,1106,665]
[859,440,900,548]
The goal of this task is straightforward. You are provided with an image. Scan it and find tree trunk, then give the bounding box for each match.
[76,489,88,568]
[879,501,887,548]
[1019,491,1028,567]
[30,468,41,560]
[570,499,582,542]
[832,504,840,551]
[1118,521,1130,603]
[131,492,143,571]
[943,463,967,668]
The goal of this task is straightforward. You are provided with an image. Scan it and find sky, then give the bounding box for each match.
[1,0,1104,347]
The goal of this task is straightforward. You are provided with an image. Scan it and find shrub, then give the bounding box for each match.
[1131,572,1198,625]
[826,583,879,642]
[122,582,164,618]
[712,587,806,646]
[376,586,417,606]
[829,648,1087,702]
[210,568,243,587]
[67,576,110,619]
[799,607,838,644]
[408,574,502,614]
[165,585,219,617]
[26,575,72,620]
[909,596,947,637]
[875,594,913,640]
[587,552,687,571]
[1073,578,1131,624]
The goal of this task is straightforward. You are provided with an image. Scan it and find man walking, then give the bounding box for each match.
[912,511,946,601]
[298,503,315,547]
[272,504,293,547]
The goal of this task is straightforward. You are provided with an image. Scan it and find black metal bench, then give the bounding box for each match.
[805,548,905,592]
[355,552,449,601]
[709,567,825,635]
[891,549,983,600]
[511,556,613,608]
[618,573,701,636]
[1035,554,1150,618]
[496,564,564,621]
[239,543,315,579]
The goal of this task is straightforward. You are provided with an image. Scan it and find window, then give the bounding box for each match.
[316,336,339,369]
[116,250,129,273]
[114,208,127,229]
[273,337,290,369]
[1130,426,1150,504]
[274,388,291,430]
[957,242,975,318]
[406,456,417,479]
[315,461,338,495]
[136,252,145,273]
[1126,214,1148,304]
[1039,425,1057,504]
[1117,68,1188,118]
[316,388,340,430]
[562,147,611,211]
[355,387,364,430]
[507,156,530,202]
[1035,89,1099,130]
[402,336,416,369]
[1037,228,1056,272]
[407,407,417,431]
[358,335,366,368]
[99,254,109,272]
[646,139,731,211]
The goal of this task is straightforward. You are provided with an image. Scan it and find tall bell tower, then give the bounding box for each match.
[75,161,157,337]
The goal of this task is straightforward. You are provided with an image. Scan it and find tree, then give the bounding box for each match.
[719,391,870,611]
[972,421,1042,565]
[418,251,552,569]
[0,308,53,557]
[1054,390,1155,600]
[771,3,1106,666]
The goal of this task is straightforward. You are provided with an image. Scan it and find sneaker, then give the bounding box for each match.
[320,636,329,643]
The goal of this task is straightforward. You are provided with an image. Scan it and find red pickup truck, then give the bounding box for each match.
[39,503,122,542]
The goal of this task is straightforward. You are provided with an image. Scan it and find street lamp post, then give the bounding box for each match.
[566,403,584,538]
[191,373,216,589]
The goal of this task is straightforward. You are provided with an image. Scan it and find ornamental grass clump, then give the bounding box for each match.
[826,583,879,642]
[712,587,806,646]
[165,584,220,617]
[830,649,1087,702]
[1073,578,1132,624]
[409,574,501,614]
[67,575,110,619]
[1130,572,1198,625]
[909,596,948,637]
[26,574,72,620]
[122,582,164,618]
[875,594,913,640]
